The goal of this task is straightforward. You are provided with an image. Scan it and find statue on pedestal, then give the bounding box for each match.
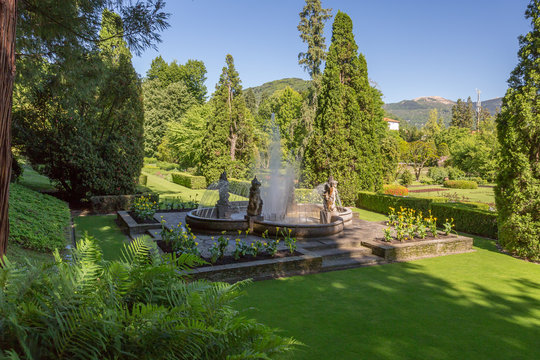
[215,171,232,219]
[320,175,339,224]
[247,176,263,217]
[323,176,338,212]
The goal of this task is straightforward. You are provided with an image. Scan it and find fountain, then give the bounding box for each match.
[185,117,352,238]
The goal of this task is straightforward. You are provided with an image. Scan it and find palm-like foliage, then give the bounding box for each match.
[0,236,298,359]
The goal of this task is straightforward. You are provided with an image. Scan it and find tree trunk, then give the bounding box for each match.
[230,132,237,161]
[0,0,17,261]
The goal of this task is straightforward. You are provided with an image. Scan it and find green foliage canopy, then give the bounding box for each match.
[302,11,388,204]
[495,0,540,261]
[13,10,145,199]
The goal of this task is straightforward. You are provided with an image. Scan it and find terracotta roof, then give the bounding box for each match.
[383,117,400,123]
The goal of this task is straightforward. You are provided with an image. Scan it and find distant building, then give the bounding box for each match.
[383,117,400,131]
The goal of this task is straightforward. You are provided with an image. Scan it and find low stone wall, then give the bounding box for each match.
[361,235,474,262]
[188,251,323,283]
[117,211,162,238]
[91,193,159,214]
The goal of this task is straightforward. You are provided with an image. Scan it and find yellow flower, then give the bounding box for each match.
[195,242,199,246]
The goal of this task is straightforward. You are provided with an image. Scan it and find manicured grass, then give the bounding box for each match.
[74,215,130,261]
[141,171,207,201]
[141,171,247,202]
[351,207,388,222]
[407,184,495,205]
[235,236,540,359]
[18,164,56,192]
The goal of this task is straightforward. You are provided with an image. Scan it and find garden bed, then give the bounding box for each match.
[187,249,322,283]
[361,235,473,262]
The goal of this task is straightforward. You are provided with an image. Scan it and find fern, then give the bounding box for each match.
[0,237,298,359]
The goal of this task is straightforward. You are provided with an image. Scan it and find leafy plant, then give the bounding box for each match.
[0,236,298,359]
[132,195,159,221]
[233,239,250,260]
[280,228,297,254]
[159,220,200,257]
[383,228,393,242]
[443,218,455,236]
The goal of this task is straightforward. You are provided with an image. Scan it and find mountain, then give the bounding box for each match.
[383,96,502,127]
[245,78,311,104]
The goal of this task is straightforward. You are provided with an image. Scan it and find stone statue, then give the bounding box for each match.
[322,175,338,212]
[247,176,263,217]
[215,171,231,218]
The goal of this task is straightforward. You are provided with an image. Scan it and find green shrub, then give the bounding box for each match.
[428,167,448,184]
[447,166,465,180]
[399,170,414,187]
[138,174,147,186]
[356,191,497,238]
[171,172,207,189]
[143,157,158,164]
[444,180,478,189]
[90,193,159,213]
[383,184,408,196]
[356,191,447,215]
[156,160,179,171]
[431,203,498,239]
[0,237,298,359]
[295,188,320,203]
[9,183,70,252]
[229,178,251,194]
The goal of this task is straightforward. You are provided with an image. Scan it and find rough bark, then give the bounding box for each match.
[0,0,17,261]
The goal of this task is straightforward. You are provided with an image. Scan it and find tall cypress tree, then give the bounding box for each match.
[201,54,253,182]
[495,0,540,261]
[302,11,386,204]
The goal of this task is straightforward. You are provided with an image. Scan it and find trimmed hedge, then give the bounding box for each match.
[431,203,498,239]
[171,172,207,189]
[356,191,446,215]
[383,184,408,196]
[444,180,478,189]
[355,191,497,238]
[229,178,251,192]
[138,174,147,186]
[9,183,71,252]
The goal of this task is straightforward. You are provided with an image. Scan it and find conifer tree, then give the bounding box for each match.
[201,55,254,181]
[496,0,540,261]
[451,97,475,129]
[423,108,443,139]
[302,11,387,204]
[297,0,332,77]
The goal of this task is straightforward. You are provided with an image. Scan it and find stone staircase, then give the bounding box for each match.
[298,236,387,272]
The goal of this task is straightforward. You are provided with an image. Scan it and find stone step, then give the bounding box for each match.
[312,246,372,261]
[321,254,386,272]
[299,239,365,251]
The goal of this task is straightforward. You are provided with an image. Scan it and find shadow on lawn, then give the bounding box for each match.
[241,259,540,360]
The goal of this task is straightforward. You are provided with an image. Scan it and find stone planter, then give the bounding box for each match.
[361,235,474,262]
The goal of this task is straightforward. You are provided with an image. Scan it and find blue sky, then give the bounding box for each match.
[131,0,531,103]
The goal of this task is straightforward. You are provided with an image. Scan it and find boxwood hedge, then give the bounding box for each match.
[356,191,497,238]
[171,172,207,189]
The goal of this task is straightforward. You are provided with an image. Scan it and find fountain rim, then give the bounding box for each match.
[185,205,353,238]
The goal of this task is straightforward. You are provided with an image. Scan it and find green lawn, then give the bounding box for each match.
[18,164,56,192]
[407,184,495,205]
[73,215,131,261]
[141,171,207,201]
[235,236,540,360]
[351,207,388,222]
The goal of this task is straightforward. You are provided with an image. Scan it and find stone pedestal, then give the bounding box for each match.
[245,215,264,231]
[320,210,339,224]
[216,204,232,219]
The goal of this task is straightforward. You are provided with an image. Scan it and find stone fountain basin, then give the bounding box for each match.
[185,204,352,238]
